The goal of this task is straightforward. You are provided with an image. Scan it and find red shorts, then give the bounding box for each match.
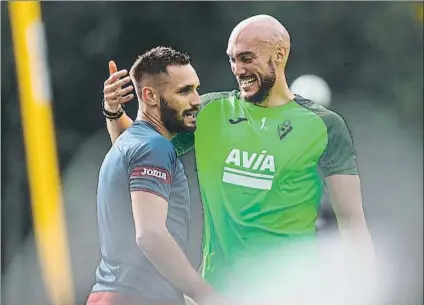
[86,292,181,305]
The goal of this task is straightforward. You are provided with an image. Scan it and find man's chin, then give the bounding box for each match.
[241,90,259,103]
[243,94,263,104]
[242,86,273,105]
[183,124,197,132]
[174,122,196,133]
[180,117,196,131]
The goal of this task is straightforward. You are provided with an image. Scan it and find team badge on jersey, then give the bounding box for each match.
[278,120,293,140]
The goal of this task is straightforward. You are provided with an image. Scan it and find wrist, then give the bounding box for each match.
[102,99,125,121]
[103,100,121,113]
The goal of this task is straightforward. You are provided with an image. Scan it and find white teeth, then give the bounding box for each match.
[240,77,256,86]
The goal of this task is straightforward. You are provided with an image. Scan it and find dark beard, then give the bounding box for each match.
[160,97,196,133]
[244,59,276,105]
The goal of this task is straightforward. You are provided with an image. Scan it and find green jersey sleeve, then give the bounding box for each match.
[318,111,359,176]
[172,91,232,156]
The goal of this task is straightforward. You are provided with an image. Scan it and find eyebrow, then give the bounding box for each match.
[227,51,256,58]
[176,84,198,93]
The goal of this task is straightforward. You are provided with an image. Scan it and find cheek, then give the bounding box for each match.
[173,96,189,113]
[230,63,236,74]
[257,64,269,76]
[162,95,179,111]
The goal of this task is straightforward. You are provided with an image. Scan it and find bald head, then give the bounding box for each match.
[226,15,292,104]
[229,15,290,51]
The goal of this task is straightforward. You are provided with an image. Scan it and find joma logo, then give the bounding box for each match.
[225,148,275,172]
[131,166,171,184]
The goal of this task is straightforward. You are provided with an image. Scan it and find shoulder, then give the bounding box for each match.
[200,90,240,108]
[148,133,174,151]
[125,136,176,170]
[294,95,349,130]
[137,134,174,157]
[122,124,175,160]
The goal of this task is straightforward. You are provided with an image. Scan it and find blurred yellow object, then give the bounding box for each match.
[416,3,423,22]
[8,2,75,305]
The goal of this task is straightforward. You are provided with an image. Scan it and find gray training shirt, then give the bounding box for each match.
[91,120,190,304]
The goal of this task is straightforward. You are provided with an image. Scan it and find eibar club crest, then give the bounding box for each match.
[278,120,293,140]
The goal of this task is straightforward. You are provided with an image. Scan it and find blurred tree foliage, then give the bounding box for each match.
[1,1,422,272]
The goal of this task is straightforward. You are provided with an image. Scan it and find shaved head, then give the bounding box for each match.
[227,14,290,56]
[226,15,291,104]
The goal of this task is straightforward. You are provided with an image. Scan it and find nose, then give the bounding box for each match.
[232,61,246,76]
[190,92,201,108]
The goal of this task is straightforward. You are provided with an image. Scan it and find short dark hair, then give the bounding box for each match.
[130,46,191,85]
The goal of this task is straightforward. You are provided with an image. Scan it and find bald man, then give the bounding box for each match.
[102,15,374,301]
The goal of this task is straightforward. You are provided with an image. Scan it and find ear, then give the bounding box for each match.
[275,45,286,63]
[141,86,158,106]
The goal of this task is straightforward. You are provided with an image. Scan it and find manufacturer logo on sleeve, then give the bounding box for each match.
[130,166,171,184]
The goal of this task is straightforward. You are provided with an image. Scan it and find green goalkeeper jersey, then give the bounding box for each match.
[172,91,358,291]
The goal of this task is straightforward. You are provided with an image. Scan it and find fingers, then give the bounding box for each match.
[104,93,134,105]
[105,86,134,102]
[118,84,134,97]
[104,69,128,86]
[104,87,134,101]
[104,76,132,94]
[109,60,118,75]
[104,60,135,108]
[119,93,135,104]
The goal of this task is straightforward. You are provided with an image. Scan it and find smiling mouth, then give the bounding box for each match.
[240,76,256,85]
[184,110,198,119]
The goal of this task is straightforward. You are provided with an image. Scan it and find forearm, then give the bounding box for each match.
[337,218,374,248]
[327,175,376,266]
[337,217,376,275]
[106,112,133,144]
[332,192,374,253]
[137,230,214,302]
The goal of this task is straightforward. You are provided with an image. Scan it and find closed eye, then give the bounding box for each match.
[241,56,253,64]
[177,85,192,94]
[177,85,200,94]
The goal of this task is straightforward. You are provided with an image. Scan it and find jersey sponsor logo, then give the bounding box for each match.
[222,148,275,190]
[130,166,171,184]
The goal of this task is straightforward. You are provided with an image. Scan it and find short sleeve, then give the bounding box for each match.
[318,112,359,177]
[127,137,176,201]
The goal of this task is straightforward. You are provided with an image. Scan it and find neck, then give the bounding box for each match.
[136,109,174,139]
[259,72,295,107]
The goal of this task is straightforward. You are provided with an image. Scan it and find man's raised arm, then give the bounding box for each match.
[103,60,135,144]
